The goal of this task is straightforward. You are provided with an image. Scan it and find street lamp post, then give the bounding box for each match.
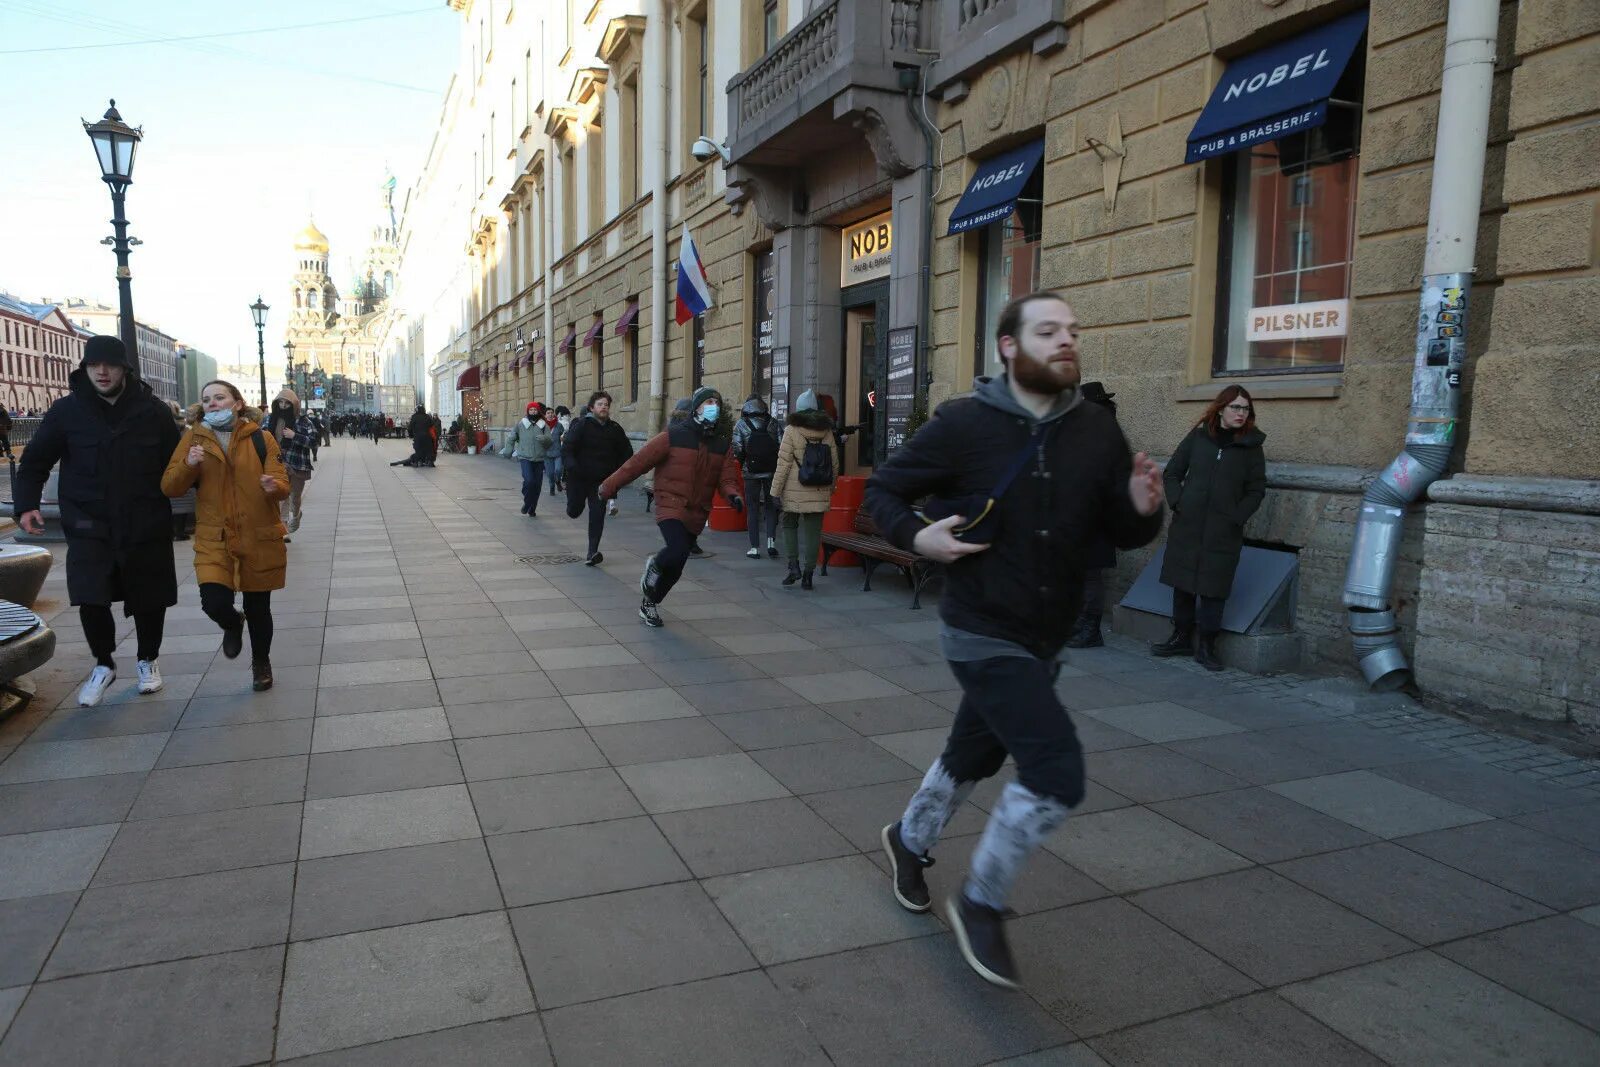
[82,100,144,372]
[249,297,269,407]
[282,340,296,397]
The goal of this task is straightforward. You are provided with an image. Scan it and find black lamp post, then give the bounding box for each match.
[282,340,295,395]
[82,100,144,372]
[249,296,269,407]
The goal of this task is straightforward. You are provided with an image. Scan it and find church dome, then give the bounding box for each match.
[294,219,330,253]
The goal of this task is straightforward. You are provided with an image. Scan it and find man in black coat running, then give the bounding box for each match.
[867,292,1165,990]
[15,336,181,706]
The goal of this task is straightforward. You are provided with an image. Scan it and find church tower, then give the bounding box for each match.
[290,220,339,329]
[357,174,402,315]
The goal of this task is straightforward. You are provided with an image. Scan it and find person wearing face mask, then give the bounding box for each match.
[14,336,182,706]
[1151,385,1266,671]
[270,389,317,538]
[599,387,743,627]
[865,292,1164,990]
[163,380,290,692]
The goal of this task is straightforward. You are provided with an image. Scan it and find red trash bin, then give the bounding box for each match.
[708,467,747,532]
[819,474,869,568]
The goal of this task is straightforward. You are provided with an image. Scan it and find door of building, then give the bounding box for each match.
[839,281,887,473]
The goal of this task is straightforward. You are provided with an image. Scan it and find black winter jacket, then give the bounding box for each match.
[561,413,635,486]
[865,376,1162,658]
[14,370,180,610]
[1159,424,1267,599]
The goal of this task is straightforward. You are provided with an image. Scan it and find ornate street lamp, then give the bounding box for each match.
[249,296,269,407]
[83,100,144,371]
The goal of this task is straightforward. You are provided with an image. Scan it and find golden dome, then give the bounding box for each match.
[294,219,330,253]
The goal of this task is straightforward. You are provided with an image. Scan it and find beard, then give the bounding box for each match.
[1009,347,1080,395]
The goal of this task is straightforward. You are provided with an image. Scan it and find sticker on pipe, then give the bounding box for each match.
[1246,299,1349,342]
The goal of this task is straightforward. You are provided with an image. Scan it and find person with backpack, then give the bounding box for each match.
[599,387,743,627]
[770,389,840,590]
[732,395,781,559]
[163,379,290,693]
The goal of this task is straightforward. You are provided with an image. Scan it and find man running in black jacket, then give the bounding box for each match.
[867,291,1165,989]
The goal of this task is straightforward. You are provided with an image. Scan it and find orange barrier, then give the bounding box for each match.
[708,467,747,532]
[819,474,869,567]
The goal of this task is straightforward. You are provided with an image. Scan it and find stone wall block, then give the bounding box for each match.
[1104,320,1188,371]
[1504,122,1600,201]
[1352,232,1426,297]
[1083,0,1169,58]
[1346,296,1423,367]
[1366,27,1446,111]
[1043,239,1112,287]
[1356,167,1434,236]
[1048,53,1118,114]
[1158,62,1209,123]
[1497,200,1597,275]
[1119,121,1192,184]
[1071,183,1154,239]
[1117,11,1212,89]
[1370,0,1448,47]
[1154,165,1199,221]
[1362,98,1440,172]
[1045,113,1079,163]
[1465,351,1600,480]
[1149,271,1192,319]
[1110,220,1196,276]
[1484,275,1600,347]
[1422,502,1501,539]
[1496,509,1600,550]
[1070,279,1151,326]
[1206,0,1350,53]
[1516,0,1600,57]
[1076,81,1162,140]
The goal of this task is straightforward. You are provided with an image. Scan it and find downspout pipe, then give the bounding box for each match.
[1342,0,1497,690]
[907,61,938,419]
[648,0,671,431]
[542,18,556,408]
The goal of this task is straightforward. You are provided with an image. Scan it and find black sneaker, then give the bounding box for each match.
[946,894,1021,990]
[881,822,933,913]
[585,551,604,567]
[222,626,244,660]
[639,597,664,628]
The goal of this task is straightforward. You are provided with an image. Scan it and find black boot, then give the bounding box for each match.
[800,570,814,591]
[252,658,274,692]
[1064,612,1103,649]
[782,561,801,586]
[1195,631,1224,672]
[1150,625,1193,658]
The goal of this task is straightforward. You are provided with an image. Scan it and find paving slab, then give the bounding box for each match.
[291,838,505,941]
[277,1014,550,1066]
[300,784,480,859]
[1267,770,1493,838]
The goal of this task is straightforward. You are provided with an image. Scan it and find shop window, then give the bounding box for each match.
[1213,75,1362,375]
[973,164,1043,379]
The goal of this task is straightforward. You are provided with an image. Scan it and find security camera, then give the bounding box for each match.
[691,137,730,165]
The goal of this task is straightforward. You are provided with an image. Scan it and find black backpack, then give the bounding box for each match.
[743,419,779,475]
[797,439,834,487]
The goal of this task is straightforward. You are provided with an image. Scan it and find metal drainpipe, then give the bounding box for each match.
[648,0,671,431]
[907,63,938,412]
[1343,0,1498,689]
[542,16,556,408]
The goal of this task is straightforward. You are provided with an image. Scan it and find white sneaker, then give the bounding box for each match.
[137,659,164,694]
[746,547,761,558]
[77,665,116,707]
[607,499,619,517]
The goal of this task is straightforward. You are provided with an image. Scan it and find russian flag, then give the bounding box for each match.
[674,225,714,325]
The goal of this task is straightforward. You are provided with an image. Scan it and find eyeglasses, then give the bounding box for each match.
[1224,403,1252,413]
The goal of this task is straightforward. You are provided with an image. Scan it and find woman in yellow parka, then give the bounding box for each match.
[162,379,290,691]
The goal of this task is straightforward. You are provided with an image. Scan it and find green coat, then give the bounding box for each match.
[1159,424,1266,600]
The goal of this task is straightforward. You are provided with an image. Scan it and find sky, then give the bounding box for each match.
[0,1,459,374]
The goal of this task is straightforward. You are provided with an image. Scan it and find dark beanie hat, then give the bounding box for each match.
[82,335,130,368]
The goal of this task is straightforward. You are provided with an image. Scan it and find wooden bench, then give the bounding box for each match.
[820,511,939,609]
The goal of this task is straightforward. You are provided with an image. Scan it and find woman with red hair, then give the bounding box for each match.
[1151,385,1266,670]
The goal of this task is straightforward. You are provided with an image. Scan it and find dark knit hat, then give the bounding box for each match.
[689,386,722,411]
[82,335,130,368]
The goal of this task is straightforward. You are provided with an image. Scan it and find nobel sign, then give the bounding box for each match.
[842,212,892,286]
[1245,299,1350,342]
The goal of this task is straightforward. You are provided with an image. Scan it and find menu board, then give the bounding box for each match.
[884,326,916,452]
[770,346,790,421]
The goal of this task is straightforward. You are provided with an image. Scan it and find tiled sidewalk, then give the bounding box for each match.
[1,440,1597,1065]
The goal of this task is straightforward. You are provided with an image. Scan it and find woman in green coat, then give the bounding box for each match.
[1151,385,1266,670]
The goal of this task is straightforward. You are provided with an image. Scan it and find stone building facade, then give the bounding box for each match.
[57,298,181,404]
[0,295,82,414]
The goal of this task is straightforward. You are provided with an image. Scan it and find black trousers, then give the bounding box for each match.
[938,656,1086,808]
[648,519,696,603]
[1172,588,1225,633]
[199,583,274,659]
[565,480,607,556]
[80,605,165,668]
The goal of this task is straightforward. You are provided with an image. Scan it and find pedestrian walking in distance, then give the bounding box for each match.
[770,389,840,589]
[270,389,317,540]
[508,401,554,516]
[163,380,290,692]
[600,387,742,628]
[866,291,1165,989]
[14,335,181,706]
[732,395,782,559]
[1151,385,1266,671]
[562,391,634,565]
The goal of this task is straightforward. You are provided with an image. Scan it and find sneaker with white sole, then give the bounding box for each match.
[746,547,761,559]
[639,597,664,628]
[607,499,619,517]
[136,659,164,694]
[77,665,116,707]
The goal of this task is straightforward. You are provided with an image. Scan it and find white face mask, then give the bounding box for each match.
[203,409,235,429]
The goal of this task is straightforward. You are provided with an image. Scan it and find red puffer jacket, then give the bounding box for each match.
[600,413,741,532]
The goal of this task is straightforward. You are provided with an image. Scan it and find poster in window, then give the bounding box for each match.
[884,326,916,452]
[771,345,790,421]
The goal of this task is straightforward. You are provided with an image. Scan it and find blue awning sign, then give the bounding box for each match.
[946,139,1045,235]
[1185,9,1369,163]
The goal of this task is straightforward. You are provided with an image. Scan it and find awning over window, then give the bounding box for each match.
[456,365,480,391]
[614,301,640,335]
[558,329,577,353]
[1185,9,1368,163]
[946,139,1045,235]
[582,318,605,346]
[533,347,545,364]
